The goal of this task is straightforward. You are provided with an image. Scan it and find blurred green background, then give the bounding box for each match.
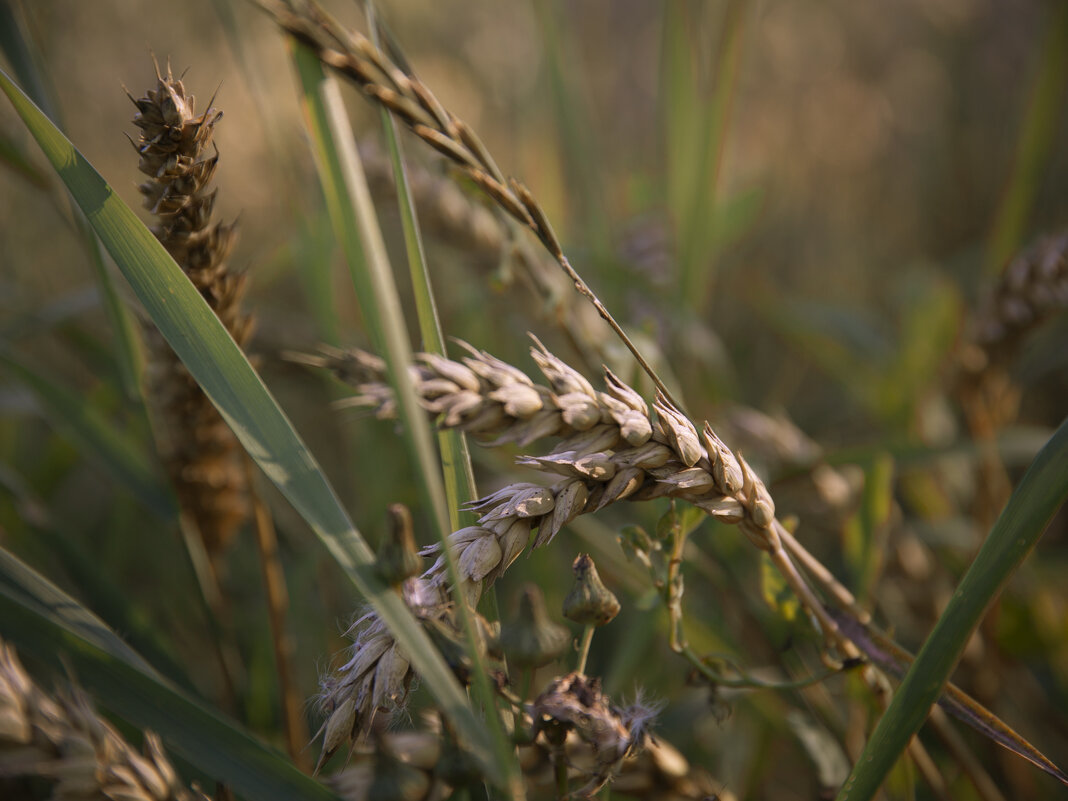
[2,1,1066,799]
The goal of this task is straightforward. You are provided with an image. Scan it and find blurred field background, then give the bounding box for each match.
[2,0,1067,799]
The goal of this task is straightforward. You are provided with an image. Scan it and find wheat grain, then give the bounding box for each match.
[0,639,206,801]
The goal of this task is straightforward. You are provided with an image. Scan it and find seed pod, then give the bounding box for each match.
[563,554,621,626]
[498,584,570,668]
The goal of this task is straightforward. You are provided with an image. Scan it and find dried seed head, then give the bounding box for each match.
[532,672,653,796]
[131,63,250,560]
[536,479,589,547]
[530,338,597,397]
[498,584,570,668]
[563,554,621,626]
[0,639,207,800]
[376,504,423,586]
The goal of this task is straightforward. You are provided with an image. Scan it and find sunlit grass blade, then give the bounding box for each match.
[363,4,478,532]
[837,415,1068,800]
[0,348,171,516]
[0,66,500,784]
[662,0,749,310]
[0,560,337,801]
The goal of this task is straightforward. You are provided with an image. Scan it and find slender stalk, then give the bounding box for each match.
[575,626,595,675]
[244,455,310,771]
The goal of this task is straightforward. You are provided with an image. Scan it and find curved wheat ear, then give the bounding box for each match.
[0,638,208,801]
[294,339,860,759]
[262,0,678,408]
[128,62,252,558]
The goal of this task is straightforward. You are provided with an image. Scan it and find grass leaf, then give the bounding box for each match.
[837,415,1068,799]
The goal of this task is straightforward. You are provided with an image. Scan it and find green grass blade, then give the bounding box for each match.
[0,349,172,516]
[0,568,338,801]
[289,42,452,540]
[837,415,1068,800]
[0,66,499,784]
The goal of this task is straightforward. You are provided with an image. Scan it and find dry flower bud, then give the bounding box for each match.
[563,553,621,626]
[498,584,570,668]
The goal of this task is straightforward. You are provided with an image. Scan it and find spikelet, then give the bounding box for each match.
[129,62,252,557]
[0,638,208,801]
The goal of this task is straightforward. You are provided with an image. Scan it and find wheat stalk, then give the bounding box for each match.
[0,639,206,801]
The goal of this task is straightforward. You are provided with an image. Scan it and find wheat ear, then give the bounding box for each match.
[0,638,207,801]
[129,61,251,560]
[292,338,860,757]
